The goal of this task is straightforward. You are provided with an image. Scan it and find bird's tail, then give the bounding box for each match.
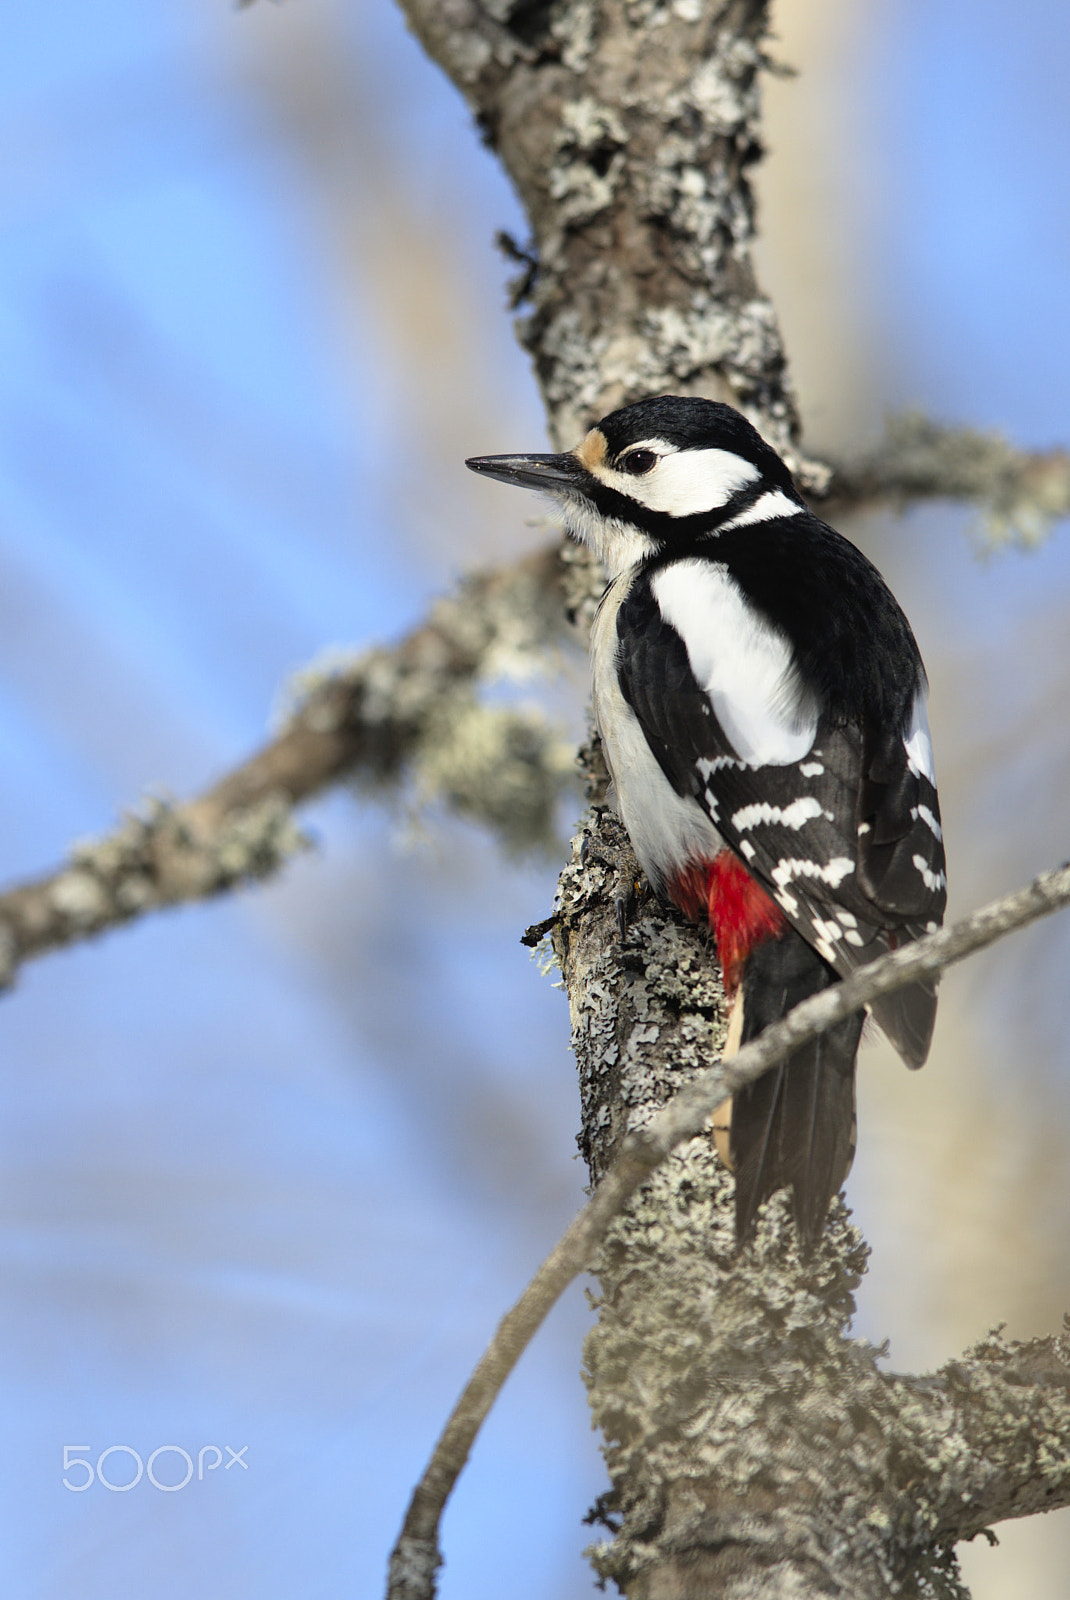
[729,930,862,1252]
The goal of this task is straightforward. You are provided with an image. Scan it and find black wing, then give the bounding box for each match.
[615,570,946,1066]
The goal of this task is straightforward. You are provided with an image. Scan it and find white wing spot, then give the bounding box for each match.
[904,690,937,782]
[835,909,858,928]
[731,796,825,832]
[799,761,825,777]
[911,803,943,841]
[912,854,947,893]
[739,839,757,861]
[773,856,855,893]
[697,754,745,777]
[843,930,865,947]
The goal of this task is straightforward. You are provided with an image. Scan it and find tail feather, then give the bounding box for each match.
[869,973,938,1069]
[731,932,862,1251]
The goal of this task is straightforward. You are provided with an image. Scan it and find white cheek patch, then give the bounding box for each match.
[605,447,760,518]
[651,559,818,766]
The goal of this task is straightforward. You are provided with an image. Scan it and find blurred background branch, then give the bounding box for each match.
[0,546,577,985]
[825,415,1070,548]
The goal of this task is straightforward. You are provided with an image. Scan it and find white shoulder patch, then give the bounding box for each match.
[651,559,818,766]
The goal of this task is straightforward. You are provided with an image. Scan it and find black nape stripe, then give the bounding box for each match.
[581,474,801,546]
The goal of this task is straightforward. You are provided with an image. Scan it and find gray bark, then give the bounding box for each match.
[400,0,802,455]
[554,784,1070,1598]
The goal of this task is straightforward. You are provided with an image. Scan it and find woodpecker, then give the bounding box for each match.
[467,395,946,1250]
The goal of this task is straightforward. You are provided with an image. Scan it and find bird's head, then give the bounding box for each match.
[466,395,804,578]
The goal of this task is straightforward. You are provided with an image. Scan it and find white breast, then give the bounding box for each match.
[591,575,723,891]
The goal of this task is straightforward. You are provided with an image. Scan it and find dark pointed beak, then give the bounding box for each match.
[464,451,588,493]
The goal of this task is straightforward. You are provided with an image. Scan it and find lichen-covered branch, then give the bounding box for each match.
[386,802,1070,1600]
[398,0,811,464]
[566,805,1070,1599]
[824,412,1070,549]
[0,547,576,988]
[564,804,1070,1598]
[585,1200,1070,1600]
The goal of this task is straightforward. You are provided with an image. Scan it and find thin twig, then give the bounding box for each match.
[386,860,1070,1600]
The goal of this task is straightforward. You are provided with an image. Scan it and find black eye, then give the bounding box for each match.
[619,449,657,476]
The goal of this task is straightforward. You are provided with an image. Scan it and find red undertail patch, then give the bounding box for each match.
[669,850,786,994]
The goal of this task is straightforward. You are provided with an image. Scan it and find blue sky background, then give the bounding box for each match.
[1,2,1069,1596]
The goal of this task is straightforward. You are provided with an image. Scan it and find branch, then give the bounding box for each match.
[386,856,1070,1600]
[824,412,1070,548]
[397,0,805,457]
[901,1324,1070,1544]
[0,547,576,988]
